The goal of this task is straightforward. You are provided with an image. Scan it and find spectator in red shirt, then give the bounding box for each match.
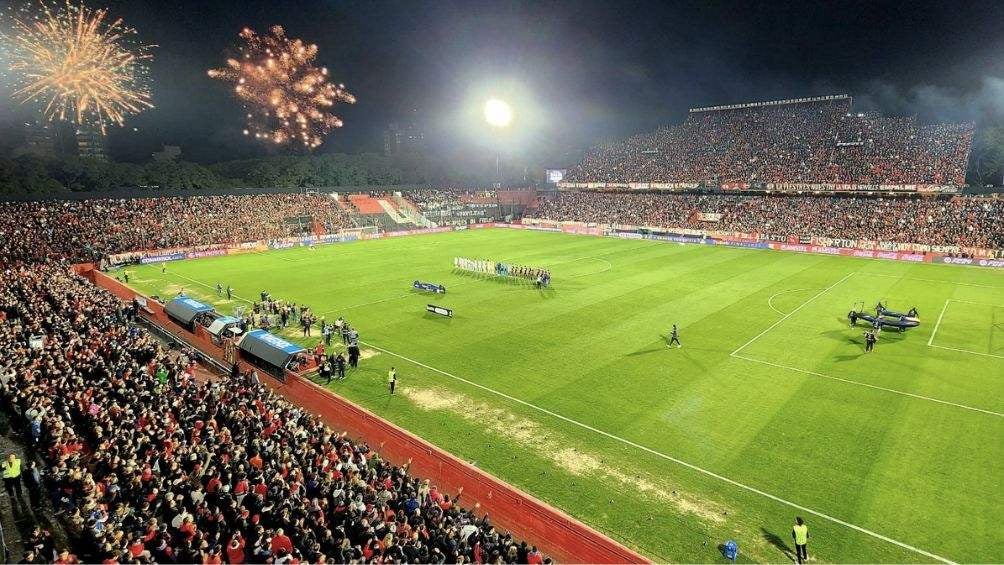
[227,532,246,564]
[270,528,294,555]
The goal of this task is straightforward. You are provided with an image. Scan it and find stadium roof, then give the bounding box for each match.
[689,94,851,114]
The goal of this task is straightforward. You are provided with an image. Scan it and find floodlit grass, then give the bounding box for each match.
[124,229,1004,563]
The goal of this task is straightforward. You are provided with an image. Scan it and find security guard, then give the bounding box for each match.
[2,452,23,499]
[792,516,809,564]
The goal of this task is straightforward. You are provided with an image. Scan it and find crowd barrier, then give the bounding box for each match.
[517,219,1004,268]
[74,264,647,564]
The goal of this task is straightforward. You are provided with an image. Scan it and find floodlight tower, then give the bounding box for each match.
[484,98,512,187]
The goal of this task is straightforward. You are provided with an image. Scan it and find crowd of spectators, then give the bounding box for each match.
[0,194,352,264]
[534,191,1004,251]
[0,264,546,563]
[566,98,973,187]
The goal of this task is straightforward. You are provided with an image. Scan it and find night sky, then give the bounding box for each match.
[1,0,1002,163]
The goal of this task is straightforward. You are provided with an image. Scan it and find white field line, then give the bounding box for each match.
[165,272,254,304]
[731,272,856,356]
[170,268,426,318]
[928,299,951,346]
[926,299,1004,359]
[929,344,1004,360]
[944,298,1004,308]
[766,288,822,316]
[566,257,614,278]
[156,250,965,559]
[360,340,955,563]
[732,353,1002,417]
[856,272,1004,290]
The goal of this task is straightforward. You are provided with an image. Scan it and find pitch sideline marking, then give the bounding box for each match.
[928,299,951,346]
[165,272,253,304]
[732,272,856,356]
[766,288,822,316]
[360,339,954,563]
[856,272,1003,290]
[154,256,963,561]
[732,353,1002,417]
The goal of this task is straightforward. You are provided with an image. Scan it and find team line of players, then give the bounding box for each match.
[453,256,552,286]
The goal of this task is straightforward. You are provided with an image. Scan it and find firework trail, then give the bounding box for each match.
[209,25,355,148]
[0,0,154,131]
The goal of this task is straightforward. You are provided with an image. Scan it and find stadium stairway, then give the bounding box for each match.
[393,196,437,228]
[377,198,412,225]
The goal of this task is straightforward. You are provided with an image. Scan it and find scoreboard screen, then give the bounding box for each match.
[545,169,567,184]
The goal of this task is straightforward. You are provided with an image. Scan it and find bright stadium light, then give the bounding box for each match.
[484,98,513,128]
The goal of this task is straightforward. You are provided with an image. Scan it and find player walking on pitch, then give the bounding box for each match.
[668,324,682,348]
[865,329,877,352]
[388,367,397,395]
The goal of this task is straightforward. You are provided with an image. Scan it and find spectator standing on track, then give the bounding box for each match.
[335,352,347,380]
[320,359,332,384]
[2,452,23,501]
[348,343,360,368]
[24,460,42,508]
[792,517,809,564]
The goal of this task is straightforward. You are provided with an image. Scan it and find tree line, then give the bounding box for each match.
[0,152,533,195]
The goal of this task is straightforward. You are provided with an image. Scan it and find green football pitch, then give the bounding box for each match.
[123,229,1004,563]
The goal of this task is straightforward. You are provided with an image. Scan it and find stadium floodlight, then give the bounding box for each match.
[484,98,513,128]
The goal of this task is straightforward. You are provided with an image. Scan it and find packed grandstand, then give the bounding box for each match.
[0,263,551,564]
[2,189,1001,267]
[0,95,1000,564]
[1,177,1002,562]
[564,95,974,188]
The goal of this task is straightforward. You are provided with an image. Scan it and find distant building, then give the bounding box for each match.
[22,120,59,157]
[383,121,425,157]
[74,126,108,161]
[152,145,182,161]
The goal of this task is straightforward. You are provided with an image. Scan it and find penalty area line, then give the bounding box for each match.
[732,353,1002,418]
[928,344,1004,360]
[928,299,951,347]
[360,339,955,564]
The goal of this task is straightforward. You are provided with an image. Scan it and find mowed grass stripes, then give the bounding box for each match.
[125,229,1004,563]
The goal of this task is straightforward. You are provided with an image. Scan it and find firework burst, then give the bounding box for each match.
[209,25,355,148]
[0,0,154,131]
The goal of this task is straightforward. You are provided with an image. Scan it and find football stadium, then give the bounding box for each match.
[0,1,1002,564]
